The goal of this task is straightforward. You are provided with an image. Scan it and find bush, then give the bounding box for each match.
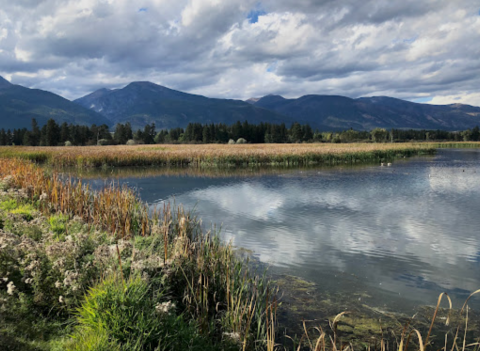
[126,139,137,146]
[227,139,236,145]
[97,139,110,146]
[236,138,247,144]
[65,141,73,147]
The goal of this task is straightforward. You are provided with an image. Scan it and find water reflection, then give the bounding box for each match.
[84,149,480,312]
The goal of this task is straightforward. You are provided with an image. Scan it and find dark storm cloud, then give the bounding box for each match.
[0,0,479,105]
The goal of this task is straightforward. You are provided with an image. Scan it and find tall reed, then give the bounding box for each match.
[0,158,149,238]
[0,142,438,168]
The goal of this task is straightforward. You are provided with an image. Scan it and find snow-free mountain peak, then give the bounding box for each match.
[0,76,12,89]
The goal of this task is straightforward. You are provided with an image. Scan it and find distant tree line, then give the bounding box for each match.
[1,118,479,146]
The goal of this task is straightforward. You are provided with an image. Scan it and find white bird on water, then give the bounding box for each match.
[381,162,384,167]
[387,163,392,166]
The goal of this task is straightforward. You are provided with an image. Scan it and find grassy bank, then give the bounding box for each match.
[0,158,276,350]
[0,143,439,168]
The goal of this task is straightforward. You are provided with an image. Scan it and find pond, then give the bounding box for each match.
[84,148,480,321]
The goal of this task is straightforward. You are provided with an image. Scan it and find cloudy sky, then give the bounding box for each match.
[0,0,479,105]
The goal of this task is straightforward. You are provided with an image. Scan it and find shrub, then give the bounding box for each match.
[65,141,73,147]
[227,139,236,145]
[97,139,110,146]
[236,138,247,144]
[126,139,137,146]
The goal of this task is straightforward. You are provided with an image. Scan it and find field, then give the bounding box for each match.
[0,142,446,168]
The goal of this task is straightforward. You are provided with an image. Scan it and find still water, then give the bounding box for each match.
[86,149,480,314]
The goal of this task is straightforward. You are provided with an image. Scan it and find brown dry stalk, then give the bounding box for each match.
[0,142,445,168]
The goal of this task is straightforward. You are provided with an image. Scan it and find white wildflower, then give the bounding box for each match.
[7,281,16,295]
[141,271,150,282]
[223,332,241,344]
[39,193,48,202]
[55,281,62,288]
[59,295,64,303]
[25,278,33,284]
[155,301,175,316]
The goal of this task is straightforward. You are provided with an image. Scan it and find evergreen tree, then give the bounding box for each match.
[290,122,303,142]
[143,123,156,144]
[124,122,133,141]
[0,129,6,146]
[202,125,212,143]
[60,122,70,143]
[31,118,41,146]
[471,126,480,141]
[6,129,12,145]
[45,119,60,146]
[114,123,126,144]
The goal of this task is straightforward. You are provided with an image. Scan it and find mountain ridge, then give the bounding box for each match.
[0,76,111,130]
[1,75,480,132]
[74,81,292,130]
[251,93,480,131]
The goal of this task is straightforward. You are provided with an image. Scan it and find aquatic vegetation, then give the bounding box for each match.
[0,142,439,168]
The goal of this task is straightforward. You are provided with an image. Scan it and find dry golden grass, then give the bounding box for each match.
[0,142,442,168]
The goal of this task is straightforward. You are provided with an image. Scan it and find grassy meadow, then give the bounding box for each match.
[0,142,445,168]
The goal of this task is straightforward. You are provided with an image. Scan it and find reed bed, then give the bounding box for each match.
[0,143,439,168]
[0,158,148,238]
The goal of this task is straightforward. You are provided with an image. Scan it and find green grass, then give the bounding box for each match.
[0,198,36,221]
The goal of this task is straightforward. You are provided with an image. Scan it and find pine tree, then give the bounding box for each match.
[60,122,70,143]
[31,118,41,146]
[0,129,7,145]
[45,119,60,146]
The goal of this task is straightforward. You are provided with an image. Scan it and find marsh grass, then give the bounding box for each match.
[0,143,439,168]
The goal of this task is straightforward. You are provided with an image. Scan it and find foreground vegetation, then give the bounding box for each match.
[0,142,440,168]
[1,157,480,350]
[0,158,276,350]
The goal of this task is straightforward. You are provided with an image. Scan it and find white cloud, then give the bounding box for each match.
[0,0,478,103]
[430,93,480,106]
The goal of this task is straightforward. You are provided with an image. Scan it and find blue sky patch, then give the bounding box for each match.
[412,97,433,103]
[266,61,278,73]
[138,8,148,13]
[403,35,418,44]
[247,5,266,24]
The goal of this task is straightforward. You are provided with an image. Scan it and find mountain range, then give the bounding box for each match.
[1,75,480,131]
[0,76,109,130]
[73,81,288,130]
[250,95,480,131]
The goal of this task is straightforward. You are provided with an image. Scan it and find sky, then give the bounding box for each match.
[0,0,479,106]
